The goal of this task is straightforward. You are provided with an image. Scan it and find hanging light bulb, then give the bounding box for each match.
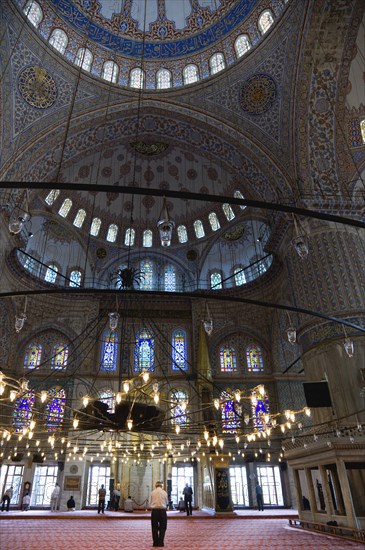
[154,393,160,405]
[343,337,354,358]
[40,391,47,403]
[123,381,130,394]
[257,385,265,396]
[15,312,27,333]
[73,418,79,429]
[157,197,175,247]
[203,428,209,441]
[82,396,89,408]
[0,382,5,396]
[175,425,180,435]
[218,438,224,449]
[116,392,122,404]
[108,312,119,330]
[142,371,150,383]
[304,407,311,417]
[234,391,241,402]
[213,398,220,410]
[212,435,218,446]
[10,390,17,401]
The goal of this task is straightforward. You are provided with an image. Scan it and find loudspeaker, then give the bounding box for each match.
[280,462,287,471]
[32,453,44,463]
[57,461,65,472]
[11,453,24,462]
[303,381,332,407]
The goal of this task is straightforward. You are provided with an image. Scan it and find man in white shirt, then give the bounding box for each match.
[149,481,168,548]
[50,483,60,512]
[124,495,134,512]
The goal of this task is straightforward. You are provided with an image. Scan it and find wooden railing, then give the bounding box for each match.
[288,518,365,543]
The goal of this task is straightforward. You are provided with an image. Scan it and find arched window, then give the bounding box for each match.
[220,390,241,434]
[51,344,68,369]
[49,28,68,54]
[164,264,176,291]
[177,225,188,243]
[258,10,274,34]
[361,119,365,143]
[24,344,42,369]
[172,329,187,371]
[73,209,86,228]
[102,60,118,83]
[156,68,172,89]
[171,389,188,427]
[99,389,116,413]
[45,264,58,284]
[210,272,222,290]
[125,228,135,247]
[90,217,101,237]
[24,1,43,27]
[130,68,144,89]
[69,269,82,287]
[140,260,153,290]
[100,330,118,371]
[106,224,118,243]
[12,390,35,433]
[134,329,154,372]
[234,190,246,210]
[234,266,246,286]
[143,229,153,247]
[223,203,235,221]
[183,64,199,84]
[210,53,225,75]
[24,256,35,273]
[45,189,60,205]
[208,212,220,231]
[45,387,66,432]
[58,198,72,217]
[193,220,205,239]
[246,345,264,372]
[219,346,237,373]
[234,35,251,58]
[251,389,270,431]
[75,48,93,71]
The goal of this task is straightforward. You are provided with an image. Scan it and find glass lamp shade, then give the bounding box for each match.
[157,219,175,247]
[286,326,297,344]
[343,337,354,358]
[8,209,30,235]
[108,312,119,330]
[203,319,213,336]
[15,312,27,333]
[291,235,309,259]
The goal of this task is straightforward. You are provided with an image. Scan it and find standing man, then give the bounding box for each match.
[1,486,13,512]
[183,482,193,516]
[98,484,106,514]
[256,481,264,511]
[149,481,168,548]
[50,482,60,512]
[113,486,120,511]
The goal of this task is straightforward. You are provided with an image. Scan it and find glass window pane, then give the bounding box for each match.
[24,1,43,27]
[257,465,284,506]
[194,220,205,239]
[58,198,72,217]
[246,345,264,372]
[259,10,274,34]
[49,29,68,54]
[220,346,237,372]
[235,35,251,58]
[52,344,68,369]
[45,387,66,432]
[143,229,153,247]
[102,61,118,83]
[164,264,176,292]
[183,64,199,84]
[234,266,246,286]
[210,53,225,74]
[171,465,194,507]
[223,203,235,221]
[171,389,188,427]
[73,209,86,228]
[177,225,188,243]
[0,465,24,506]
[172,329,187,371]
[125,228,135,246]
[75,48,93,71]
[45,264,58,283]
[361,119,365,144]
[45,189,60,205]
[157,69,172,89]
[220,390,241,434]
[134,329,155,372]
[106,224,118,243]
[90,218,101,236]
[87,465,110,506]
[234,190,246,210]
[32,465,59,506]
[140,260,153,290]
[210,272,222,289]
[130,68,144,89]
[208,212,220,231]
[230,466,249,506]
[100,330,118,371]
[69,270,81,287]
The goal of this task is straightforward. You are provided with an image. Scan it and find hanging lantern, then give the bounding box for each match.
[286,326,297,344]
[291,235,309,259]
[343,337,354,358]
[108,312,119,330]
[15,312,27,333]
[203,319,213,336]
[157,197,175,247]
[8,207,30,236]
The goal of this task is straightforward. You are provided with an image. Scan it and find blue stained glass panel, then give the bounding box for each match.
[45,387,66,432]
[12,391,35,433]
[24,344,42,369]
[220,346,237,372]
[172,329,187,371]
[52,344,68,369]
[251,390,270,431]
[220,391,241,434]
[171,390,188,427]
[134,329,154,372]
[101,330,118,371]
[246,345,264,372]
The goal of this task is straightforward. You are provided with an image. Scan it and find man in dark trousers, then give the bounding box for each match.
[256,481,264,511]
[98,484,106,514]
[149,481,168,547]
[183,482,193,516]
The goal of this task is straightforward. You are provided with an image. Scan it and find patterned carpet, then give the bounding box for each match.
[1,518,363,550]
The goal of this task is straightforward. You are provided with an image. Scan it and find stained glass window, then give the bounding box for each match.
[258,10,274,34]
[45,387,66,432]
[45,264,58,283]
[24,344,42,369]
[134,329,154,372]
[251,390,270,431]
[194,220,205,239]
[164,265,176,292]
[177,225,188,243]
[219,346,237,373]
[130,68,144,89]
[210,272,222,290]
[234,35,251,58]
[75,48,93,71]
[171,390,188,427]
[140,260,153,290]
[210,53,225,74]
[143,229,153,247]
[223,203,235,221]
[58,198,72,217]
[99,389,115,413]
[183,64,199,84]
[51,344,68,369]
[100,330,118,371]
[220,391,241,434]
[49,29,68,54]
[234,190,246,210]
[208,212,220,231]
[24,1,43,27]
[361,119,365,144]
[12,390,35,433]
[157,69,172,89]
[106,224,118,243]
[90,217,101,236]
[234,266,246,286]
[125,228,135,246]
[73,209,86,228]
[45,189,60,205]
[102,61,118,83]
[172,329,187,371]
[69,269,82,287]
[246,345,264,372]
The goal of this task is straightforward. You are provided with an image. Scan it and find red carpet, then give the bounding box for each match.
[1,518,363,549]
